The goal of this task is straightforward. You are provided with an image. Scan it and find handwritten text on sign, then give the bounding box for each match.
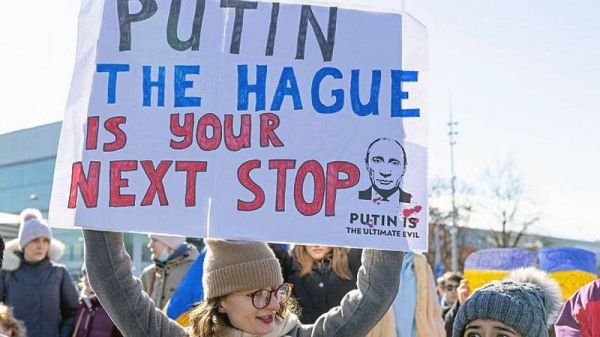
[50,0,428,252]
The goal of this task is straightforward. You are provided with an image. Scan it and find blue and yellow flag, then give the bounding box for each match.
[464,248,537,292]
[539,247,597,300]
[165,246,207,326]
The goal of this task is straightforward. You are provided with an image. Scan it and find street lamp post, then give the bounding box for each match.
[448,97,459,272]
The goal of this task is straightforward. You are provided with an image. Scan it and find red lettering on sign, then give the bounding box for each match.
[140,160,172,206]
[237,160,265,211]
[197,113,222,151]
[86,117,100,150]
[268,159,296,211]
[170,113,194,149]
[109,160,137,206]
[103,116,127,152]
[325,161,360,216]
[260,113,283,147]
[294,160,325,216]
[224,114,251,151]
[175,161,208,206]
[68,161,101,208]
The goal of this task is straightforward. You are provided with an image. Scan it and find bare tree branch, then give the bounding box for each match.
[482,158,538,248]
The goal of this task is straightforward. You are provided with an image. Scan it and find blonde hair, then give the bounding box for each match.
[292,245,353,280]
[0,304,26,337]
[188,296,298,336]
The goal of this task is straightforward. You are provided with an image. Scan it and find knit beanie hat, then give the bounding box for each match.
[202,239,283,299]
[453,267,562,337]
[19,208,43,225]
[149,234,186,250]
[18,218,52,250]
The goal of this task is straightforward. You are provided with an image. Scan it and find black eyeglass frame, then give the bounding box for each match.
[244,283,293,309]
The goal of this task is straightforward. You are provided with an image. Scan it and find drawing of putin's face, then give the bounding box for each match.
[365,138,407,192]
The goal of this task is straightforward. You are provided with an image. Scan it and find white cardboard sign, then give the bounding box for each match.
[50,0,428,252]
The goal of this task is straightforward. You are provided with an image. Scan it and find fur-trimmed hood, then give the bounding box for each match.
[2,237,66,271]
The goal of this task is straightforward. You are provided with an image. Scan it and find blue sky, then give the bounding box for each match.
[402,0,600,241]
[1,0,598,241]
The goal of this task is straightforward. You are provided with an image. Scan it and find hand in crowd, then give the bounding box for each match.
[457,279,470,304]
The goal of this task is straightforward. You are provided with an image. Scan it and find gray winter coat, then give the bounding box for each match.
[83,230,404,337]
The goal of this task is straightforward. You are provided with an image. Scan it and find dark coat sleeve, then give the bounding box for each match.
[0,270,6,302]
[347,248,363,279]
[444,300,460,337]
[59,266,80,337]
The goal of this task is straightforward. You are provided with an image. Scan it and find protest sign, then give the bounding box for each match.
[464,248,538,291]
[49,0,428,251]
[539,247,598,300]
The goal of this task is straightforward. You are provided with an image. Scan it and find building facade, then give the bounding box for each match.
[0,122,152,277]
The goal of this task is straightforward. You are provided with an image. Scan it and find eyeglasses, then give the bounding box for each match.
[444,285,458,291]
[243,283,293,309]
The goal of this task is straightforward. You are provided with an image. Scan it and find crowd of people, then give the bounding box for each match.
[0,208,598,337]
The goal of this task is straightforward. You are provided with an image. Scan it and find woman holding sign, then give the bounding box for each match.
[83,230,404,336]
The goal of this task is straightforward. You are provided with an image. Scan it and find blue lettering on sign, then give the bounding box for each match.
[96,64,130,104]
[311,67,344,114]
[92,63,420,118]
[350,69,381,116]
[237,64,267,111]
[391,70,419,117]
[174,65,201,108]
[143,66,166,107]
[270,67,303,111]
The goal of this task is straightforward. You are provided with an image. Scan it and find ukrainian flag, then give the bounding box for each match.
[539,247,597,300]
[464,248,537,292]
[165,246,207,326]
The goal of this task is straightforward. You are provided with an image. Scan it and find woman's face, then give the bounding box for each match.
[463,319,522,337]
[147,238,168,261]
[23,236,50,263]
[219,286,282,335]
[305,245,332,261]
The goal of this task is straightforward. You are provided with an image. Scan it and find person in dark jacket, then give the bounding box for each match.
[272,244,362,324]
[73,265,123,337]
[437,272,463,319]
[444,279,470,337]
[0,211,79,337]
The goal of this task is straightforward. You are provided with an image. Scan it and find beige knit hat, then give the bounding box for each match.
[202,239,283,299]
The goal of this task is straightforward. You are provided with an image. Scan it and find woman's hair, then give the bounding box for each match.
[0,304,26,337]
[292,245,352,280]
[188,296,299,336]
